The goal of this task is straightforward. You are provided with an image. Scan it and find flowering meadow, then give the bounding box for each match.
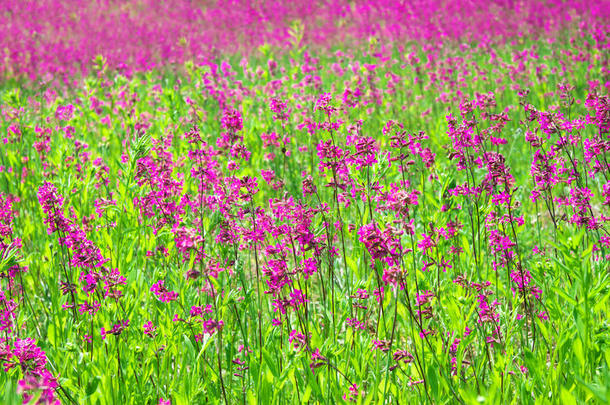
[0,1,609,404]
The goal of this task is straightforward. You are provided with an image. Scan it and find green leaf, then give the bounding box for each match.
[426,363,439,398]
[263,348,279,378]
[559,387,577,405]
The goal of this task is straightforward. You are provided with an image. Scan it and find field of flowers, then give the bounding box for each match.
[0,1,609,404]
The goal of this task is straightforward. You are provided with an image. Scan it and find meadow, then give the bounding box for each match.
[0,1,609,404]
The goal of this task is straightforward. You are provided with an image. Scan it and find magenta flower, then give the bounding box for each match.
[221,108,243,132]
[143,321,157,338]
[150,280,179,303]
[417,234,436,255]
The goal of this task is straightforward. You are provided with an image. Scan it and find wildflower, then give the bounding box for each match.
[150,280,179,303]
[393,350,414,364]
[418,233,436,255]
[372,339,391,352]
[343,384,359,402]
[314,93,336,115]
[108,320,129,336]
[309,348,327,374]
[143,321,157,337]
[288,330,308,350]
[221,108,243,132]
[269,97,289,121]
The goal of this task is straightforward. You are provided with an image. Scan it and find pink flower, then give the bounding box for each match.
[418,234,436,255]
[221,108,243,132]
[143,321,157,337]
[150,280,179,303]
